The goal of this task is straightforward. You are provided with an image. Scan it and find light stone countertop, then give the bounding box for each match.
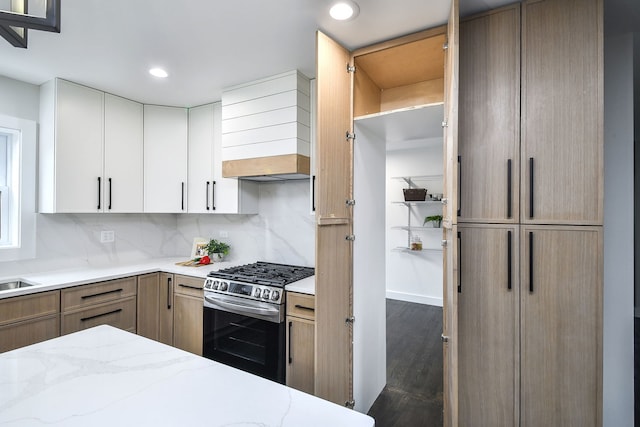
[0,258,315,299]
[0,325,372,427]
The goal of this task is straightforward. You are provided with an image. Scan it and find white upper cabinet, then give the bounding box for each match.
[187,103,258,214]
[144,105,188,213]
[104,94,143,213]
[39,79,104,213]
[221,70,311,179]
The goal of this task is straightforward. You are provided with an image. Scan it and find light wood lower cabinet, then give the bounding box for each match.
[61,276,137,335]
[0,290,60,353]
[137,272,173,345]
[286,292,315,394]
[458,225,519,426]
[520,225,602,427]
[458,224,602,426]
[173,274,203,356]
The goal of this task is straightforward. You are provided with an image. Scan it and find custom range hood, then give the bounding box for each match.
[221,70,312,181]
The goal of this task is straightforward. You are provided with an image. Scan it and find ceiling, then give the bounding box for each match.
[0,0,518,107]
[2,0,636,107]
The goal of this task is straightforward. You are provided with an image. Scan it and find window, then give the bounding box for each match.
[0,130,19,247]
[0,114,36,261]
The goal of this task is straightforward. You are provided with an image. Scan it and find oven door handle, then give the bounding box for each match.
[204,295,280,317]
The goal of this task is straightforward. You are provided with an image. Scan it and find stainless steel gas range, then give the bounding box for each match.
[202,262,314,383]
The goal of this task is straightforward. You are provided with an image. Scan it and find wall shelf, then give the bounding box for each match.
[392,247,443,253]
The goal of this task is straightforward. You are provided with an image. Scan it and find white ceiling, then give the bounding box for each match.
[0,0,518,107]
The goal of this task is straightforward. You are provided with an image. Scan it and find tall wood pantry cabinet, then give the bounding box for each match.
[315,0,460,416]
[457,1,603,426]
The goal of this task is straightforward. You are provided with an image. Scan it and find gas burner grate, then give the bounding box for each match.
[208,262,314,287]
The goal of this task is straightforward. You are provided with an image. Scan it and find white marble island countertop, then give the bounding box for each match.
[0,325,372,427]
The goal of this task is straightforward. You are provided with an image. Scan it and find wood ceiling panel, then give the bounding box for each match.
[354,34,446,89]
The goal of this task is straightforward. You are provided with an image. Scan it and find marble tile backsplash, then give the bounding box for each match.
[0,180,315,277]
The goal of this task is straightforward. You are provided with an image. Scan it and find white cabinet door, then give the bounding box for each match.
[187,104,214,213]
[41,79,104,213]
[187,102,258,214]
[104,94,143,213]
[144,105,188,213]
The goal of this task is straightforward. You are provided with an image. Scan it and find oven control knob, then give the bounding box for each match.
[253,288,262,298]
[262,289,271,299]
[271,290,280,301]
[219,282,228,291]
[212,281,219,290]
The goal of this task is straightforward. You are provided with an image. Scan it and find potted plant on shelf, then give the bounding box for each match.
[206,238,231,262]
[424,214,443,228]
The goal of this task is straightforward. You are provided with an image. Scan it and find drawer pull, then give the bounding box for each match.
[81,308,122,322]
[81,288,123,299]
[178,283,202,290]
[294,304,315,312]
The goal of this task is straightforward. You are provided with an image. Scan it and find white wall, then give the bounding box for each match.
[603,33,635,426]
[385,144,443,306]
[0,76,40,121]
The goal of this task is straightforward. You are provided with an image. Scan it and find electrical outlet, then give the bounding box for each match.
[100,230,115,243]
[219,231,229,238]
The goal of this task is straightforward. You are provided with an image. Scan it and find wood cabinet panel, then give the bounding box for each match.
[61,297,137,335]
[520,225,602,427]
[61,277,137,312]
[0,290,60,326]
[459,5,520,223]
[286,316,315,395]
[286,292,315,321]
[137,273,160,341]
[458,224,519,426]
[173,293,203,356]
[0,315,60,353]
[173,274,202,355]
[158,273,174,346]
[521,0,603,225]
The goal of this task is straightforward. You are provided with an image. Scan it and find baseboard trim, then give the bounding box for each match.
[386,291,443,307]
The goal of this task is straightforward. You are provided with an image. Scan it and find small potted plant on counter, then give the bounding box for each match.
[424,214,443,228]
[206,238,231,262]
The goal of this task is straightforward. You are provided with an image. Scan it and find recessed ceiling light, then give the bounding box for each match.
[149,68,168,78]
[329,0,360,21]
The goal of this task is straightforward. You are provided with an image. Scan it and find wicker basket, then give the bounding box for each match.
[403,188,427,202]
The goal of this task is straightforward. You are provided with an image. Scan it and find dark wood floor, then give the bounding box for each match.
[367,299,443,427]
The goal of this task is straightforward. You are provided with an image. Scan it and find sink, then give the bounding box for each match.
[0,280,34,291]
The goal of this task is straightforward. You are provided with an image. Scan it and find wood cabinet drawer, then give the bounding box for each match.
[174,275,203,298]
[62,297,137,335]
[0,290,60,326]
[62,277,137,311]
[286,292,315,321]
[0,314,60,353]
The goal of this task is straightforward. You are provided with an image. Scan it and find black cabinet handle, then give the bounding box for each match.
[212,181,216,211]
[108,178,112,210]
[507,230,512,291]
[457,231,461,293]
[457,155,461,217]
[294,304,315,312]
[206,181,210,211]
[81,308,122,322]
[97,177,101,210]
[178,283,202,291]
[529,231,534,293]
[81,288,123,299]
[312,175,316,212]
[288,321,293,364]
[507,159,512,219]
[167,276,172,309]
[181,182,185,211]
[529,158,534,218]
